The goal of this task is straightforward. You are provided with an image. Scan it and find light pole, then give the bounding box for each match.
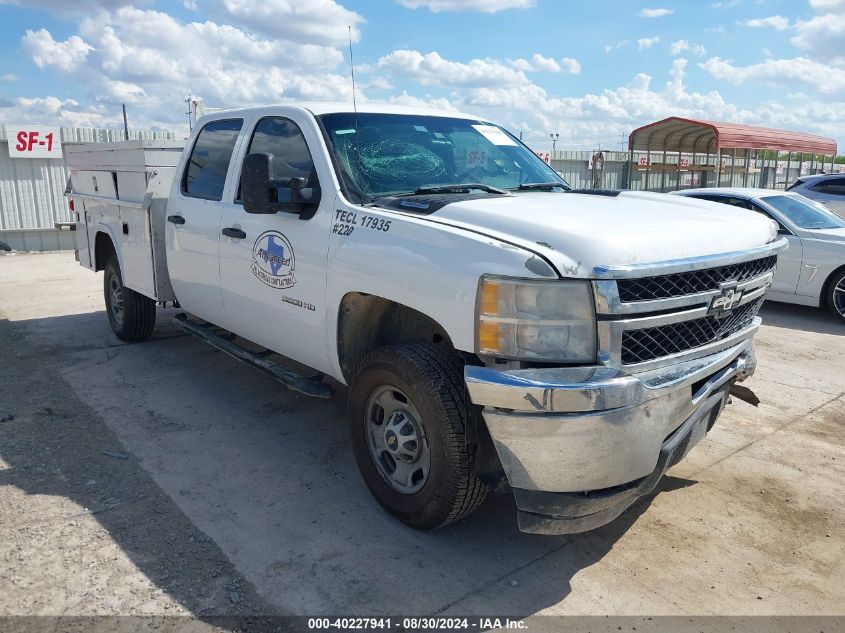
[550,133,559,160]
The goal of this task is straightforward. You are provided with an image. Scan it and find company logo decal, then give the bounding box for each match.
[252,231,295,289]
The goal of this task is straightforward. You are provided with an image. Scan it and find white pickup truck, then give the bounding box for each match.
[67,103,786,535]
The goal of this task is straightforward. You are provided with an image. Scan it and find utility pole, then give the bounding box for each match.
[550,132,559,158]
[122,102,129,140]
[184,94,194,132]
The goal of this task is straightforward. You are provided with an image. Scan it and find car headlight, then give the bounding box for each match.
[476,276,596,362]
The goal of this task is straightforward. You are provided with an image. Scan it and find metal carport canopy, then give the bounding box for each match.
[628,116,837,155]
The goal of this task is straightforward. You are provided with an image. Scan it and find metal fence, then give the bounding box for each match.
[0,127,178,251]
[549,149,843,192]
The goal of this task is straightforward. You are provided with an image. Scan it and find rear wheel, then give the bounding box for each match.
[825,268,845,323]
[348,343,487,530]
[104,257,156,341]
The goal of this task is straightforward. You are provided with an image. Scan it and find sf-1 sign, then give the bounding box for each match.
[4,125,62,159]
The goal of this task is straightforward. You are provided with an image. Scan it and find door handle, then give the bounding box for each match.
[222,227,246,239]
[167,215,185,225]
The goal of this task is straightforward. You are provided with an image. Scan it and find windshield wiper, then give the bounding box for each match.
[413,183,508,195]
[517,182,568,191]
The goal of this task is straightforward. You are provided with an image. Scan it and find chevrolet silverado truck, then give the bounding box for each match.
[66,103,786,534]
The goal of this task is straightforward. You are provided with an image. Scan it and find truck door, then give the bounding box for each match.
[218,114,333,374]
[165,118,243,325]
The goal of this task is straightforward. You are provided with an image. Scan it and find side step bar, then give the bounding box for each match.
[173,313,333,398]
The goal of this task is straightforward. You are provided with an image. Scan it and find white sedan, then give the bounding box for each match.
[673,188,845,322]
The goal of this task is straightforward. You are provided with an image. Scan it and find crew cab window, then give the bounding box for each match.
[182,119,243,201]
[237,117,317,201]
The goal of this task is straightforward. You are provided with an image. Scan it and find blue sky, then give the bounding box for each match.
[1,0,843,152]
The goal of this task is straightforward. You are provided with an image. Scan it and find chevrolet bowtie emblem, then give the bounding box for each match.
[708,281,743,317]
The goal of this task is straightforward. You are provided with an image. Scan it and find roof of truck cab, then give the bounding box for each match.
[203,102,490,121]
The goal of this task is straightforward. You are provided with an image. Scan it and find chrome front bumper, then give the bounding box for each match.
[465,321,759,534]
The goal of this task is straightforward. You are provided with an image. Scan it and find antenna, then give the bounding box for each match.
[348,25,365,201]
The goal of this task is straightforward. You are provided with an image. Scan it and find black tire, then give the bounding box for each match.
[104,256,156,341]
[825,268,845,323]
[349,343,487,530]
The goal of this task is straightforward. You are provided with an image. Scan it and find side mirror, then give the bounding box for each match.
[242,153,278,215]
[242,153,321,219]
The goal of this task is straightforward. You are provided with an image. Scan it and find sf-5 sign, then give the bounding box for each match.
[5,125,62,159]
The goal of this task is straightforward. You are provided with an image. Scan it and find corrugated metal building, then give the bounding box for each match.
[0,126,179,251]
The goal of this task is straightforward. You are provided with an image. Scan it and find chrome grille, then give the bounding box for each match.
[621,297,764,365]
[617,256,777,303]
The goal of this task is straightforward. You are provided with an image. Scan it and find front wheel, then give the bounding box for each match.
[826,268,845,323]
[348,343,487,530]
[104,256,156,341]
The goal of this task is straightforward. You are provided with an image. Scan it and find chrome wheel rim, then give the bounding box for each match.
[108,274,124,328]
[834,277,845,318]
[364,385,430,494]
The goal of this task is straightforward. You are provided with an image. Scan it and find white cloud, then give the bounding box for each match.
[699,56,845,94]
[363,49,784,150]
[639,7,673,17]
[709,0,741,7]
[741,15,789,30]
[0,96,123,129]
[395,0,534,12]
[637,36,660,50]
[0,0,133,9]
[792,11,845,62]
[184,0,198,8]
[7,1,845,152]
[670,39,706,56]
[505,54,580,74]
[374,50,530,87]
[604,40,629,53]
[808,0,845,9]
[1,74,17,81]
[387,91,461,112]
[22,29,93,72]
[17,6,358,129]
[529,53,562,73]
[218,0,364,46]
[363,76,393,91]
[95,80,152,105]
[560,57,581,74]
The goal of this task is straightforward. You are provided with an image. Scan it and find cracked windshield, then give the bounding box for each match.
[319,113,569,199]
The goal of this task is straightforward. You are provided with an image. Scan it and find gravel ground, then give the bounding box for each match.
[0,251,842,626]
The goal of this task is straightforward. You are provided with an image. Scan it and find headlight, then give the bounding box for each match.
[476,276,596,362]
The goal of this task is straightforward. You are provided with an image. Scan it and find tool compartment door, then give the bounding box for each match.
[116,170,156,298]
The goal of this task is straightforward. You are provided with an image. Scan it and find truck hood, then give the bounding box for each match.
[431,190,779,277]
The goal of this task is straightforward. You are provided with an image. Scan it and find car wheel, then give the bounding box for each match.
[348,343,487,530]
[825,268,845,323]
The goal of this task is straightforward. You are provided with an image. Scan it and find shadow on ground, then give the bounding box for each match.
[0,308,710,618]
[760,301,843,336]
